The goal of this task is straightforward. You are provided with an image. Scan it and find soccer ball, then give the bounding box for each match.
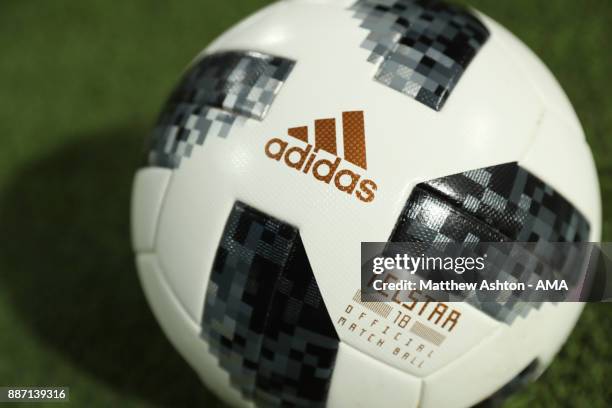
[131,0,601,406]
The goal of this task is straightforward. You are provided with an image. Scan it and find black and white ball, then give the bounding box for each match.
[131,0,601,406]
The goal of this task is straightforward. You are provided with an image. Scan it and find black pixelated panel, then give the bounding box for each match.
[422,162,591,242]
[201,202,339,407]
[148,51,295,168]
[391,186,508,244]
[351,0,490,111]
[389,163,591,323]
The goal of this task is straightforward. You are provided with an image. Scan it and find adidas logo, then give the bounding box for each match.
[264,111,378,203]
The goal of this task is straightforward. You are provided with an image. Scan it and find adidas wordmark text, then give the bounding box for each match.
[264,111,378,203]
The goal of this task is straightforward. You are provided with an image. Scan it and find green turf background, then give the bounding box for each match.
[0,0,610,406]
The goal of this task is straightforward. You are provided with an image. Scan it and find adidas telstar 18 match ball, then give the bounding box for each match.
[131,0,601,407]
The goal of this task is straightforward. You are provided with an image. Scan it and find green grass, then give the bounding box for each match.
[0,0,609,406]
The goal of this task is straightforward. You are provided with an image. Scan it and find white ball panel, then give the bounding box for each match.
[481,13,584,136]
[527,303,585,368]
[421,302,584,408]
[155,146,237,321]
[136,253,252,408]
[131,168,172,253]
[519,111,601,240]
[327,341,422,408]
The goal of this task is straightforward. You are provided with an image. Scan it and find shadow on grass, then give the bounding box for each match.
[0,125,223,407]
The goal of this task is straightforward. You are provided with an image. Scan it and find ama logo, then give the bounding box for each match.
[264,111,378,203]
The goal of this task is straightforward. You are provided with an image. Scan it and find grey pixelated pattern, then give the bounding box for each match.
[422,162,590,243]
[389,162,590,323]
[201,202,339,407]
[148,51,295,168]
[350,0,489,111]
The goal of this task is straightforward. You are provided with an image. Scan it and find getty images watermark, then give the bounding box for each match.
[361,242,612,304]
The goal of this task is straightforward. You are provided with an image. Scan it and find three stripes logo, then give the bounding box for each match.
[264,111,378,203]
